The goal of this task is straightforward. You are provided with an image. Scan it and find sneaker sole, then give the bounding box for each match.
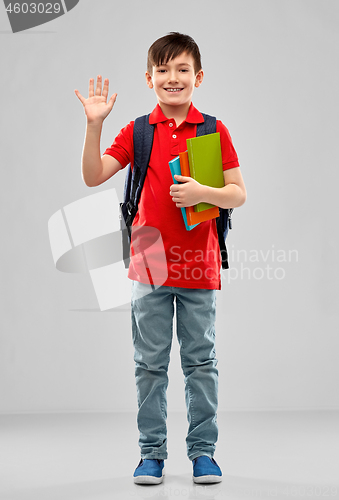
[134,475,163,485]
[134,469,165,485]
[193,474,222,484]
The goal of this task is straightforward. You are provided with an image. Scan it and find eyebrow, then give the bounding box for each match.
[157,62,192,68]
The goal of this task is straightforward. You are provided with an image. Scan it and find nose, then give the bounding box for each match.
[167,70,179,83]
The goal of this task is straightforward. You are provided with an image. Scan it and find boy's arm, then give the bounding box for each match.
[171,167,247,209]
[203,167,247,208]
[75,75,122,187]
[82,121,123,187]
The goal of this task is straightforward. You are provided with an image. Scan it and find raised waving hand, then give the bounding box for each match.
[74,75,117,124]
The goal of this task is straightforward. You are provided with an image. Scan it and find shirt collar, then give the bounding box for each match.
[149,102,205,125]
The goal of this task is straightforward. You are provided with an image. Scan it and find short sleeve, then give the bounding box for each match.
[103,120,134,168]
[216,120,240,171]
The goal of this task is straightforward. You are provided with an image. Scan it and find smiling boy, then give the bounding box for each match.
[75,32,246,485]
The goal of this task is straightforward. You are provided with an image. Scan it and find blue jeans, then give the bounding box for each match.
[131,281,218,461]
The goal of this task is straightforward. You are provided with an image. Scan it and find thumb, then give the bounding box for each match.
[174,174,190,182]
[108,93,117,109]
[74,89,85,105]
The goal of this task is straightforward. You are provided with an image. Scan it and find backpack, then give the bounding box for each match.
[119,113,233,270]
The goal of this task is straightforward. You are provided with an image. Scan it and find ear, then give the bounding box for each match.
[145,71,153,89]
[194,69,204,88]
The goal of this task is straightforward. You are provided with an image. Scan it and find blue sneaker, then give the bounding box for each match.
[133,458,165,484]
[192,456,222,483]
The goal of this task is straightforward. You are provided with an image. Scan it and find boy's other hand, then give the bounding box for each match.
[74,75,117,124]
[170,175,204,208]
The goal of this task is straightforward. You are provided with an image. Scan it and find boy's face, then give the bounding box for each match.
[145,52,203,110]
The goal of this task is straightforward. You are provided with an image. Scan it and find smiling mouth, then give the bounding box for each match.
[164,88,184,92]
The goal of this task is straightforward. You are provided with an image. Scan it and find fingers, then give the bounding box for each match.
[95,75,102,96]
[102,78,109,99]
[170,183,182,195]
[89,76,104,97]
[89,78,94,97]
[78,76,116,106]
[88,76,115,101]
[171,191,182,203]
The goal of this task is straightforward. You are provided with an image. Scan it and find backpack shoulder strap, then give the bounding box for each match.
[121,114,154,228]
[197,113,217,137]
[120,115,154,268]
[133,114,154,175]
[130,114,154,211]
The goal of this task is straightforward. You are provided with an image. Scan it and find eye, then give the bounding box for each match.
[180,68,189,72]
[157,69,167,73]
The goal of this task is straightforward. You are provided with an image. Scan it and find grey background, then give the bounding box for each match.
[0,0,338,414]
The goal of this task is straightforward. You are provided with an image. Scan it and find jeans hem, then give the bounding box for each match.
[189,451,214,461]
[141,453,168,460]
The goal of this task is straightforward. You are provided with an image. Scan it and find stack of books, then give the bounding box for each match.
[168,132,224,231]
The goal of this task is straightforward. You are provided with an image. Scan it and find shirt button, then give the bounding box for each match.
[169,122,173,127]
[172,134,177,138]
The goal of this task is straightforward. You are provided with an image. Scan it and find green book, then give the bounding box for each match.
[186,132,225,212]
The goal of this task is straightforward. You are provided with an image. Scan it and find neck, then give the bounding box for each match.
[158,101,191,127]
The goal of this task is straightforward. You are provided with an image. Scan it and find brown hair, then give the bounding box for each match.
[147,32,202,75]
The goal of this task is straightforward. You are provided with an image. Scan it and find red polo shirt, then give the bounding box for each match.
[104,103,239,289]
